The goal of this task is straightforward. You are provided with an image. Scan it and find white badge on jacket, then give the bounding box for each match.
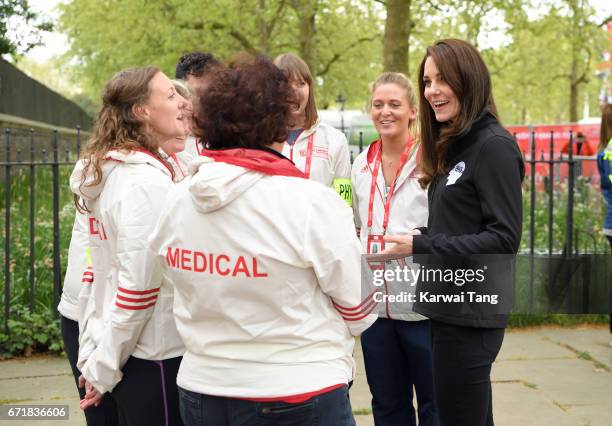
[447,161,465,186]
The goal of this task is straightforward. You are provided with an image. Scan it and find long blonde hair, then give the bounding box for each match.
[76,67,172,211]
[371,72,420,155]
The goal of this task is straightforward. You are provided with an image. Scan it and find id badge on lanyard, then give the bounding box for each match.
[365,139,412,254]
[367,234,385,254]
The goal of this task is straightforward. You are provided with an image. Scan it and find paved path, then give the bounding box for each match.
[0,325,610,426]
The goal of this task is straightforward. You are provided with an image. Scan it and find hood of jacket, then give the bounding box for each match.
[188,147,304,213]
[70,149,173,202]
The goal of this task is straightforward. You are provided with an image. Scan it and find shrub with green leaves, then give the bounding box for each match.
[0,305,62,358]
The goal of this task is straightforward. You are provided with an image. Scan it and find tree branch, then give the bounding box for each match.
[209,22,260,55]
[423,0,443,12]
[374,0,387,5]
[318,35,379,76]
[573,47,592,86]
[266,0,288,37]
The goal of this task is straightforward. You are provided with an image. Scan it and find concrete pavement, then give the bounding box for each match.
[0,325,610,426]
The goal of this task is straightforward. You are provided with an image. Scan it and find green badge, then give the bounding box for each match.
[333,178,353,207]
[85,247,92,268]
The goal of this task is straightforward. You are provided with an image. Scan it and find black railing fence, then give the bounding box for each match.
[1,128,83,333]
[1,128,611,334]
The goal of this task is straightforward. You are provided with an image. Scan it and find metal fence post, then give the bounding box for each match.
[29,129,36,312]
[547,131,554,256]
[52,130,61,316]
[566,130,575,255]
[529,129,535,313]
[359,131,363,153]
[4,129,11,334]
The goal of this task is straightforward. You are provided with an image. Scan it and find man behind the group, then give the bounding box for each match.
[175,51,221,157]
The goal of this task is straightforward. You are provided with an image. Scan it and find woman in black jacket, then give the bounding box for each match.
[383,39,524,426]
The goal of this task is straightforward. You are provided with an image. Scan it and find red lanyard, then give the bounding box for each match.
[169,153,186,179]
[366,137,413,234]
[289,133,315,178]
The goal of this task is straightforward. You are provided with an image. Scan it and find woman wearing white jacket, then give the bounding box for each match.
[149,56,376,426]
[70,67,188,426]
[59,211,119,426]
[274,53,352,206]
[351,73,439,426]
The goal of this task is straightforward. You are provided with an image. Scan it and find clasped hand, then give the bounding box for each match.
[78,375,104,410]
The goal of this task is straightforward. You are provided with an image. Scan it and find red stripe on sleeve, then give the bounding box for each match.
[332,288,379,312]
[117,286,160,296]
[339,300,378,322]
[115,301,157,310]
[116,294,158,303]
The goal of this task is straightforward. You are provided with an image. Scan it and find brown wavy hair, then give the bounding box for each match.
[76,67,172,211]
[273,53,318,130]
[417,39,499,187]
[599,104,612,152]
[194,55,292,149]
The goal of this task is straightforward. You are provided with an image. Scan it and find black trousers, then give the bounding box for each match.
[60,315,119,426]
[111,355,183,426]
[430,320,504,426]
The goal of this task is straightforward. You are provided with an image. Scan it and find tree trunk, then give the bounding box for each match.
[290,0,318,74]
[569,79,579,123]
[257,0,268,53]
[383,0,411,75]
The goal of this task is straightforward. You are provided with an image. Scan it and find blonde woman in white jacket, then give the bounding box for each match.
[149,57,376,426]
[70,67,188,426]
[351,73,439,426]
[274,53,352,206]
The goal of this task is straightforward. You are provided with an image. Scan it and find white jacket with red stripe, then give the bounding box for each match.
[281,121,352,204]
[70,150,184,394]
[351,141,428,321]
[58,211,91,321]
[162,149,193,182]
[148,148,376,399]
[58,150,192,324]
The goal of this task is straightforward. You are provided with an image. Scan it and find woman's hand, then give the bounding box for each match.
[381,229,421,257]
[78,375,104,410]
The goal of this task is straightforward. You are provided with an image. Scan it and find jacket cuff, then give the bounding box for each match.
[412,234,430,254]
[415,227,428,235]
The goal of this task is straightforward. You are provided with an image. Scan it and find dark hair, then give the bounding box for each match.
[273,53,318,129]
[599,104,612,152]
[417,38,498,187]
[193,55,292,149]
[175,51,220,79]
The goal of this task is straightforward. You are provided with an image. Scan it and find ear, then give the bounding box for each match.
[132,103,150,121]
[408,106,417,121]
